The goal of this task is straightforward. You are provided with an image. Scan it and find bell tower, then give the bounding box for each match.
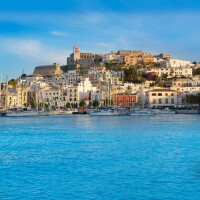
[73,45,80,61]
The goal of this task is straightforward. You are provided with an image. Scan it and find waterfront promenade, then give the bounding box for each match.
[0,115,200,199]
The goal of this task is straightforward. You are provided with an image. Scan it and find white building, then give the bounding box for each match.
[41,88,67,108]
[159,59,192,68]
[102,53,121,63]
[147,67,192,78]
[148,89,177,107]
[65,78,98,106]
[171,86,200,95]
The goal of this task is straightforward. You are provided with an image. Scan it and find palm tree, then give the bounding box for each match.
[196,93,200,106]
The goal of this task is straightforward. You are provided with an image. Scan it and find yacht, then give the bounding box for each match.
[6,109,39,117]
[152,108,176,114]
[90,109,119,116]
[130,108,153,116]
[57,110,73,115]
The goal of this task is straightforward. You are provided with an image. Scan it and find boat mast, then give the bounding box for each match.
[6,76,8,108]
[0,70,2,107]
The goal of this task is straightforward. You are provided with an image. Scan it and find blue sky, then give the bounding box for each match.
[1,0,200,79]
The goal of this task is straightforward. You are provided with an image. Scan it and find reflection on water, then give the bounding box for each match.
[0,115,200,199]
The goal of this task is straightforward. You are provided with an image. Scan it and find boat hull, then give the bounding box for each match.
[6,112,39,117]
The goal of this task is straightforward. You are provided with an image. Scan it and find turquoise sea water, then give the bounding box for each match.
[0,115,200,200]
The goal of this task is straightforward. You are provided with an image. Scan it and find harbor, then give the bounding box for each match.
[1,0,200,199]
[0,114,200,199]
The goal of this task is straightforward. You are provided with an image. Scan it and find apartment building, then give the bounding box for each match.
[148,89,177,107]
[147,67,192,78]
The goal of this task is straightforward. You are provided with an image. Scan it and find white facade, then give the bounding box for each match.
[171,86,200,95]
[148,89,177,107]
[160,59,192,68]
[66,70,79,77]
[147,67,192,77]
[102,53,121,62]
[41,88,67,108]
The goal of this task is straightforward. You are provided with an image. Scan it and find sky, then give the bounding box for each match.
[1,0,200,79]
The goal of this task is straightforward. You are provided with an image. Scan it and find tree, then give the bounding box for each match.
[186,94,195,106]
[8,79,18,88]
[79,100,86,108]
[39,102,43,108]
[124,67,138,82]
[149,82,155,87]
[51,105,56,110]
[30,101,35,109]
[161,73,168,80]
[70,103,74,109]
[193,68,200,76]
[45,104,49,109]
[197,93,200,106]
[105,62,111,70]
[111,100,114,106]
[66,102,71,109]
[74,103,78,108]
[79,67,84,75]
[92,100,99,108]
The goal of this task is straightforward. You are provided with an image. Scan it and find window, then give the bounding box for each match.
[165,93,168,96]
[171,98,174,104]
[165,99,168,104]
[158,93,162,96]
[152,93,156,96]
[171,93,174,96]
[153,99,156,104]
[159,99,162,104]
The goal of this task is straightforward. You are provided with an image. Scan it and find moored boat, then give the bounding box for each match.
[152,108,176,114]
[90,109,119,116]
[130,108,153,116]
[6,109,39,117]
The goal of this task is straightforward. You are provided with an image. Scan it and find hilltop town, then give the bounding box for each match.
[1,45,200,110]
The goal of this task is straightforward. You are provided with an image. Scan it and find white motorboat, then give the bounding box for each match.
[130,108,153,116]
[152,108,176,114]
[57,110,73,115]
[90,109,119,116]
[39,110,60,116]
[6,110,39,117]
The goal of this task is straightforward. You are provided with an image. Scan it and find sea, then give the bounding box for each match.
[0,114,200,200]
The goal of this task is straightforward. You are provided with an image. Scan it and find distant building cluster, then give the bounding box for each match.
[1,45,200,109]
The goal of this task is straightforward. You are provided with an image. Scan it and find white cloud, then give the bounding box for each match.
[50,31,67,37]
[1,37,70,66]
[2,38,41,57]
